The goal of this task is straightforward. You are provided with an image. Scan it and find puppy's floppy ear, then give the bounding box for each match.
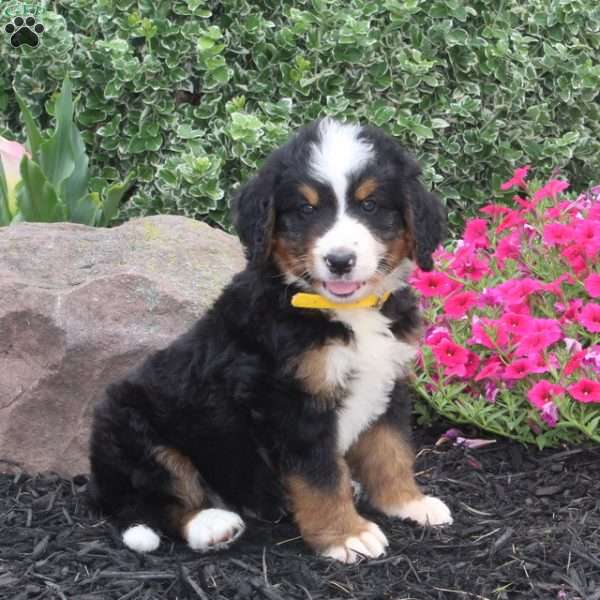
[231,171,275,266]
[405,176,447,271]
[397,156,446,272]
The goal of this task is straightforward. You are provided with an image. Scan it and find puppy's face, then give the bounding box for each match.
[233,119,446,301]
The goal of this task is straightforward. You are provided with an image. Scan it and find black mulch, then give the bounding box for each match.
[2,426,599,600]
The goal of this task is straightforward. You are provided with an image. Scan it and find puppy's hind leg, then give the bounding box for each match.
[153,447,246,553]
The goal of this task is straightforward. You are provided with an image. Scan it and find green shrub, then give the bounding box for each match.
[1,0,599,231]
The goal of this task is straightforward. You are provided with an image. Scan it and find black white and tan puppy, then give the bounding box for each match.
[89,118,452,563]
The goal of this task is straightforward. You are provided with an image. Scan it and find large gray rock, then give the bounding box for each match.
[0,216,245,475]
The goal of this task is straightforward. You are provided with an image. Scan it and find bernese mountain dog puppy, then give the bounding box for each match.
[89,118,452,563]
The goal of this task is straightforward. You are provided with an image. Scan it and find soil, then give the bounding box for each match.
[1,425,599,600]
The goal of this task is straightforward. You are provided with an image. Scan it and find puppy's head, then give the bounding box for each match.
[232,118,446,303]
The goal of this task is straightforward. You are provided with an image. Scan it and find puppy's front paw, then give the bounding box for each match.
[321,521,388,564]
[185,508,245,552]
[387,495,453,527]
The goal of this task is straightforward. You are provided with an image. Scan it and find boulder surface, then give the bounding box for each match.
[0,216,244,475]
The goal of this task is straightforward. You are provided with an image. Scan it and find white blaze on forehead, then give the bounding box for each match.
[309,118,373,210]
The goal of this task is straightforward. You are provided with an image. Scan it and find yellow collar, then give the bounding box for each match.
[291,291,391,310]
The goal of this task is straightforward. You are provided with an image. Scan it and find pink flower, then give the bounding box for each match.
[564,350,586,376]
[425,326,451,346]
[501,312,533,339]
[431,339,470,376]
[540,401,559,428]
[527,318,563,344]
[568,379,600,403]
[527,380,564,409]
[449,246,490,281]
[463,219,489,249]
[504,358,534,380]
[578,303,600,333]
[480,204,510,218]
[475,357,504,381]
[469,317,510,349]
[494,232,521,268]
[500,166,529,191]
[0,136,30,218]
[533,179,569,202]
[496,210,525,234]
[484,381,499,403]
[443,291,478,319]
[462,351,481,378]
[561,244,587,274]
[411,270,455,297]
[584,274,600,298]
[515,331,558,356]
[543,223,572,246]
[494,278,542,307]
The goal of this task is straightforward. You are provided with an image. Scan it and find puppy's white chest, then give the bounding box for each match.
[326,310,417,453]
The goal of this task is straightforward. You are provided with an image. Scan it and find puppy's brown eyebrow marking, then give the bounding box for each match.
[299,184,320,206]
[355,178,379,202]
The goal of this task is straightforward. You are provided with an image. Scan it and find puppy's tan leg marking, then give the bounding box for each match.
[346,424,452,526]
[153,447,245,551]
[285,459,388,563]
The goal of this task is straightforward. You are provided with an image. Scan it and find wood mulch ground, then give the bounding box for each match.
[1,424,599,600]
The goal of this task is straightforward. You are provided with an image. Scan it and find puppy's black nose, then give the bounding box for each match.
[325,251,356,275]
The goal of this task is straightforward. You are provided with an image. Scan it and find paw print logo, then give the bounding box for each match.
[4,16,45,48]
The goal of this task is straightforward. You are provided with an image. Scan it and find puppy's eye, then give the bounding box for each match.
[299,203,315,215]
[361,198,377,213]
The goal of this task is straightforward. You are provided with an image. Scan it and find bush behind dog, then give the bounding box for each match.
[1,0,599,231]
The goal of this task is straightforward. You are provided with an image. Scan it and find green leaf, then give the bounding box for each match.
[38,79,77,191]
[0,158,12,226]
[98,178,131,226]
[16,157,66,222]
[14,91,44,160]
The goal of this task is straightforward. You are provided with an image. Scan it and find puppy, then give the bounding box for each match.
[89,118,452,563]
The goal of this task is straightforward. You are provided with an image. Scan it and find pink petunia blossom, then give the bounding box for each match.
[564,350,586,376]
[543,223,572,246]
[431,339,470,376]
[533,179,569,202]
[480,204,511,218]
[515,331,558,356]
[500,312,534,339]
[484,381,500,403]
[584,273,600,298]
[500,166,529,191]
[493,278,543,307]
[425,326,451,346]
[496,210,526,234]
[578,303,600,333]
[494,231,521,268]
[540,401,559,428]
[503,358,535,380]
[583,346,600,373]
[561,244,588,274]
[411,270,455,297]
[469,317,510,349]
[463,219,489,249]
[475,357,504,381]
[567,379,600,403]
[443,291,478,319]
[527,380,564,409]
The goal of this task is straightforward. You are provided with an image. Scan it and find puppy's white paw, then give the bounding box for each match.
[388,495,453,527]
[321,521,388,564]
[185,508,245,552]
[122,524,160,553]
